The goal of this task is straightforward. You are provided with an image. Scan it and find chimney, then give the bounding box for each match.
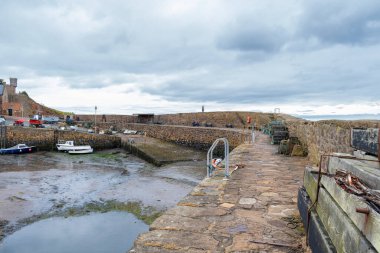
[10,78,17,87]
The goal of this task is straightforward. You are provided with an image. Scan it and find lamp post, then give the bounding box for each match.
[94,106,97,133]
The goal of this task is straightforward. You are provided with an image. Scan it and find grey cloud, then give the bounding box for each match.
[217,24,288,53]
[298,1,380,45]
[0,0,379,114]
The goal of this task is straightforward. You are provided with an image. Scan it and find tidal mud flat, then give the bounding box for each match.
[0,148,206,243]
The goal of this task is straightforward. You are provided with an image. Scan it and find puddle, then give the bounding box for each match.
[0,211,148,253]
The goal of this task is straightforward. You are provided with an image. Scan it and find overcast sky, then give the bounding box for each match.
[1,0,380,117]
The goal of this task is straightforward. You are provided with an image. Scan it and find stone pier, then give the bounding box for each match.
[130,132,309,252]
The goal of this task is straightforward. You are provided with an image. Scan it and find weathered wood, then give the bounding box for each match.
[298,187,337,253]
[328,156,380,189]
[304,168,377,253]
[351,128,379,157]
[321,175,380,251]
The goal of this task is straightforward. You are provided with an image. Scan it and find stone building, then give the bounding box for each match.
[0,78,22,116]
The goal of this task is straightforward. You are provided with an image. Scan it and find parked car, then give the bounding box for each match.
[0,118,5,125]
[14,119,25,126]
[123,129,138,135]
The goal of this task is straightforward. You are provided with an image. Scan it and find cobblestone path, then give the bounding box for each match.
[131,132,310,253]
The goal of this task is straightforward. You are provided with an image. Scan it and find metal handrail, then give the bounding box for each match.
[206,138,229,178]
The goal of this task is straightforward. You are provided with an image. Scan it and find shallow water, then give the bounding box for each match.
[0,211,148,253]
[0,148,206,250]
[0,150,205,223]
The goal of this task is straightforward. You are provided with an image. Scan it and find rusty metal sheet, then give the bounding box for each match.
[351,128,379,157]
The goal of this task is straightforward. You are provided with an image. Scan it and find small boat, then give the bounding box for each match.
[68,148,94,155]
[56,140,92,152]
[0,144,36,155]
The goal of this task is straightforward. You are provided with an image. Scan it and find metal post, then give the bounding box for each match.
[94,105,97,133]
[378,129,380,162]
[224,139,229,178]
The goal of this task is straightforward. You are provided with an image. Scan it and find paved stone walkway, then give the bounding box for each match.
[130,132,309,253]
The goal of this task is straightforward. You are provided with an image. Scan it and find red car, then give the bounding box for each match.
[29,119,43,127]
[13,119,25,126]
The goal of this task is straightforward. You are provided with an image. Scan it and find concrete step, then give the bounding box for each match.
[304,168,377,253]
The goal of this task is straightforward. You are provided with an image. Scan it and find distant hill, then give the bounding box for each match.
[16,91,68,117]
[1,89,67,118]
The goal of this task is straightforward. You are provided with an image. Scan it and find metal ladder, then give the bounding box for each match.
[206,138,229,178]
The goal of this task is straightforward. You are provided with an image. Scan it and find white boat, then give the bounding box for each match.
[68,148,93,155]
[56,140,92,152]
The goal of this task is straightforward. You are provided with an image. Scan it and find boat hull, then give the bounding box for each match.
[68,148,93,155]
[56,141,92,152]
[57,145,92,152]
[0,146,36,155]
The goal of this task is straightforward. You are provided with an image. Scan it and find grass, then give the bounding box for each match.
[92,153,119,160]
[65,200,163,225]
[15,200,163,236]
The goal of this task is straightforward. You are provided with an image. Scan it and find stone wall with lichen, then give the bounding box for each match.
[4,126,121,151]
[55,130,121,150]
[5,127,55,150]
[154,112,274,128]
[75,112,297,129]
[286,120,380,165]
[4,124,248,153]
[122,123,250,150]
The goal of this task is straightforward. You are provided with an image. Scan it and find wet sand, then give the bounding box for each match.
[0,149,206,238]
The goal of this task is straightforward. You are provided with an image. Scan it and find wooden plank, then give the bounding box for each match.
[304,168,377,253]
[328,157,380,190]
[321,176,380,251]
[298,187,337,253]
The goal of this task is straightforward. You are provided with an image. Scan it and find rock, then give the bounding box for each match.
[220,203,235,209]
[291,144,304,156]
[238,198,257,205]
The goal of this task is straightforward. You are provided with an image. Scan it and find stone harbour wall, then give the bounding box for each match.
[4,126,121,151]
[154,112,273,128]
[5,127,55,150]
[122,123,251,150]
[75,114,138,124]
[75,112,280,129]
[55,130,121,150]
[6,115,378,166]
[286,120,380,165]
